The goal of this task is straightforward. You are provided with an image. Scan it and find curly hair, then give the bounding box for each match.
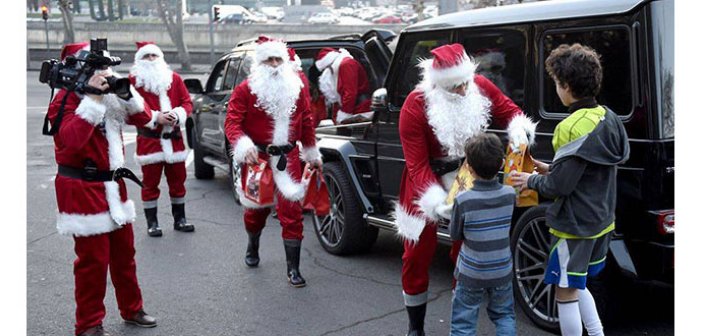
[545,43,603,100]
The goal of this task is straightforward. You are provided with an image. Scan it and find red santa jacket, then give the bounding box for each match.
[224,78,320,204]
[49,89,152,237]
[395,75,530,242]
[320,54,371,124]
[129,72,192,165]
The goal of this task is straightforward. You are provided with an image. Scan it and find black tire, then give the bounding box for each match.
[227,152,242,205]
[312,161,378,255]
[511,204,560,333]
[192,130,214,180]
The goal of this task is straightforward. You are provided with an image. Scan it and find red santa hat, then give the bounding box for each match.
[134,41,164,62]
[60,42,89,61]
[315,47,340,70]
[254,35,288,64]
[287,47,302,69]
[419,43,477,90]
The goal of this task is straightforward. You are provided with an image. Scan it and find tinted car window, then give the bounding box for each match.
[222,57,241,91]
[392,33,450,105]
[460,29,526,108]
[541,27,633,116]
[236,54,255,87]
[206,60,227,92]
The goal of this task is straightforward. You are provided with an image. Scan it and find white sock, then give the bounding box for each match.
[579,288,604,336]
[557,299,582,336]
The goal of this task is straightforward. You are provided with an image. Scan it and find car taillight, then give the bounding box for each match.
[652,210,674,235]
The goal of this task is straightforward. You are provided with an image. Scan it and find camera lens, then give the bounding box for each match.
[106,77,131,96]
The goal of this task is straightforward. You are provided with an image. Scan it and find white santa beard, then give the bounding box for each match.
[248,63,302,125]
[318,68,340,106]
[130,59,173,95]
[424,83,492,158]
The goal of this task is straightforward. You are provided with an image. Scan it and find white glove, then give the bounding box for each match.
[435,203,453,220]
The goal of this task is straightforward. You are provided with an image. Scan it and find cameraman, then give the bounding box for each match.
[48,42,158,336]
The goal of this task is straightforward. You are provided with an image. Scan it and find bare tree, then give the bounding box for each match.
[57,0,75,44]
[155,0,192,71]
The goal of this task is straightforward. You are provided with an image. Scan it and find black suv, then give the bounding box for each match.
[183,31,395,204]
[310,0,673,331]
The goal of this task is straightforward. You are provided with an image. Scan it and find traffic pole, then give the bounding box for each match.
[208,0,215,65]
[44,19,50,51]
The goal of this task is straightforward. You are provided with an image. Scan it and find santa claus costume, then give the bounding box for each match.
[50,43,158,336]
[315,47,373,124]
[129,41,194,237]
[224,36,321,287]
[395,44,536,335]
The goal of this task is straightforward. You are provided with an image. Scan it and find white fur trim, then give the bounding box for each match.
[145,110,160,129]
[292,54,302,71]
[231,136,256,164]
[415,184,448,222]
[316,50,340,70]
[507,114,537,147]
[172,106,187,126]
[75,96,106,126]
[134,43,164,62]
[56,211,121,237]
[300,146,322,163]
[135,150,188,166]
[270,155,305,201]
[236,174,273,209]
[391,202,426,243]
[418,56,477,91]
[335,110,353,124]
[104,181,137,225]
[104,118,125,169]
[255,40,289,64]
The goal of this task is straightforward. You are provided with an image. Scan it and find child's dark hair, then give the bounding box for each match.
[545,43,603,99]
[464,133,504,180]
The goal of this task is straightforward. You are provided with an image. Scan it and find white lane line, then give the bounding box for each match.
[186,151,194,167]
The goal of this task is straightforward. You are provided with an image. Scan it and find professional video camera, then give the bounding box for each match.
[39,38,130,96]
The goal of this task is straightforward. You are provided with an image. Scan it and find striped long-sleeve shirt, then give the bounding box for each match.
[450,178,516,288]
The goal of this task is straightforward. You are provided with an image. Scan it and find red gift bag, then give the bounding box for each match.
[243,159,275,207]
[301,164,331,216]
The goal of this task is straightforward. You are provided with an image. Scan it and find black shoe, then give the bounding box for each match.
[124,308,157,328]
[144,207,162,237]
[78,325,111,336]
[284,240,306,287]
[245,231,261,267]
[172,203,194,232]
[405,304,426,336]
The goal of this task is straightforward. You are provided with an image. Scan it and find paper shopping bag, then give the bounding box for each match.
[301,163,331,216]
[243,159,275,207]
[445,160,475,206]
[503,143,539,207]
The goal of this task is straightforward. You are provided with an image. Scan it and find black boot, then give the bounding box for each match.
[245,231,261,267]
[405,304,426,336]
[144,207,162,237]
[283,240,306,287]
[172,203,194,232]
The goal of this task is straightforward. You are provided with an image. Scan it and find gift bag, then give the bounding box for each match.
[301,163,331,215]
[445,160,475,205]
[503,143,539,207]
[243,159,275,207]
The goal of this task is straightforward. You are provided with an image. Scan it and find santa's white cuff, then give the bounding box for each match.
[335,110,353,124]
[507,114,537,147]
[121,86,146,115]
[75,96,106,126]
[300,146,322,163]
[145,110,160,129]
[172,106,187,126]
[415,184,448,222]
[231,135,256,164]
[392,202,426,244]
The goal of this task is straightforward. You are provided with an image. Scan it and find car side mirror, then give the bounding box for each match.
[371,88,388,122]
[184,78,204,94]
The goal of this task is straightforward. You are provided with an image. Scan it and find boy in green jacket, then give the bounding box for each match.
[511,43,630,336]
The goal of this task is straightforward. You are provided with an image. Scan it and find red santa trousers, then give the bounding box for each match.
[72,224,143,335]
[402,224,462,306]
[242,152,304,241]
[140,161,187,206]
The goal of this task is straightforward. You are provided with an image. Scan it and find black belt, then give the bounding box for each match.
[137,128,182,140]
[58,164,143,187]
[255,143,295,171]
[430,158,462,177]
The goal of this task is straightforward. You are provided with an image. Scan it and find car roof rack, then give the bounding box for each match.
[328,34,362,40]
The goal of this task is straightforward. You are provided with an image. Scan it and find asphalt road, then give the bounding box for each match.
[26,70,673,335]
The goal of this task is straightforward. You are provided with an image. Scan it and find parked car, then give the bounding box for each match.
[373,15,402,24]
[182,30,396,206]
[310,0,673,332]
[246,10,268,23]
[260,6,285,20]
[307,12,339,24]
[216,13,251,25]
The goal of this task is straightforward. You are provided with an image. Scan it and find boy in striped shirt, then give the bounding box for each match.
[449,133,516,336]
